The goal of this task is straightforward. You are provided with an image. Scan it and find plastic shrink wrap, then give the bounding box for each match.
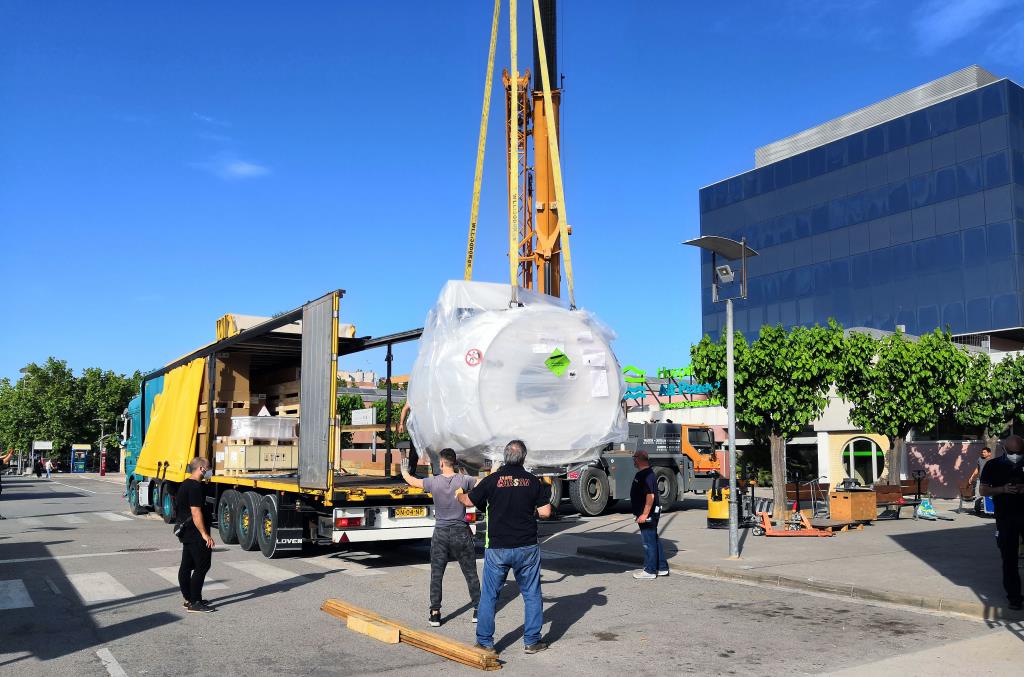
[407,281,626,469]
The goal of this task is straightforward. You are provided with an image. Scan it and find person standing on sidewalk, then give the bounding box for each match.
[967,446,992,512]
[176,457,216,613]
[44,458,53,479]
[980,435,1024,610]
[399,447,480,627]
[629,450,668,580]
[0,448,15,520]
[459,439,552,655]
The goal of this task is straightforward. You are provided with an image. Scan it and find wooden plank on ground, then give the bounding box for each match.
[321,599,501,671]
[347,614,400,643]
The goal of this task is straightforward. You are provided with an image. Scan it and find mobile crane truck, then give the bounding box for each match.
[121,290,472,558]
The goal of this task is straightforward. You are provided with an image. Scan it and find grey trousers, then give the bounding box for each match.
[429,525,481,611]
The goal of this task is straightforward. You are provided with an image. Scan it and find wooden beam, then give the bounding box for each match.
[321,599,501,671]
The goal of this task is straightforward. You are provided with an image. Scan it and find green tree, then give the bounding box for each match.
[373,398,409,448]
[78,367,142,451]
[692,321,843,519]
[336,393,365,449]
[836,329,968,485]
[955,353,1024,447]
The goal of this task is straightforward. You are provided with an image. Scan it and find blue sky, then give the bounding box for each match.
[3,0,1024,381]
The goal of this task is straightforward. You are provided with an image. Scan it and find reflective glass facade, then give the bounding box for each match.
[699,79,1024,340]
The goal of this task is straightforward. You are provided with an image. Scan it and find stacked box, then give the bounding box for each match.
[224,444,299,473]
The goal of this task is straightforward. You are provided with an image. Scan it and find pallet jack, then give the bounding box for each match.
[752,470,834,537]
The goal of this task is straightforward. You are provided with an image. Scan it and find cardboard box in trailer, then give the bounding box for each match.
[120,290,474,558]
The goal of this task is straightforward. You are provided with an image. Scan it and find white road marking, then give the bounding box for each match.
[226,560,309,584]
[303,555,384,577]
[0,548,180,566]
[48,480,96,494]
[0,580,34,609]
[149,567,228,591]
[96,512,132,522]
[67,572,134,602]
[59,514,87,524]
[44,577,61,595]
[409,563,432,571]
[96,648,128,677]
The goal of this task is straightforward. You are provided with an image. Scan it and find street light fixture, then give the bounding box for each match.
[683,235,758,559]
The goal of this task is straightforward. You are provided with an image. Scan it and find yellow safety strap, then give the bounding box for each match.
[531,0,575,308]
[508,0,520,302]
[464,0,501,282]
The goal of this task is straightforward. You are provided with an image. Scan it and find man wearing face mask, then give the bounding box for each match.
[980,435,1024,611]
[176,457,216,613]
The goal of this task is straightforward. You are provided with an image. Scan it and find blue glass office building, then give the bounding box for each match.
[699,66,1024,343]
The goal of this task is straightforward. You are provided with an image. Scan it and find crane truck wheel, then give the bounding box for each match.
[217,490,240,545]
[127,479,146,515]
[236,491,262,551]
[160,482,177,524]
[653,467,678,512]
[256,494,281,559]
[569,466,609,517]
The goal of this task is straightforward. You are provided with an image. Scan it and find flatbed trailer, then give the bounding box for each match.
[121,290,473,558]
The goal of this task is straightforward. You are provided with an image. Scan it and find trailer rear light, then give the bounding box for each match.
[567,471,580,480]
[335,516,363,528]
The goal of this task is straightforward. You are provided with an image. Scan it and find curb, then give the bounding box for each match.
[575,545,1024,623]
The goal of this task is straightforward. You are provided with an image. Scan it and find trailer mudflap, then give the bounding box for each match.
[275,527,305,551]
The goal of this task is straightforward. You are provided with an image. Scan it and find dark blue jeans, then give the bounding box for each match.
[640,525,667,574]
[476,544,543,648]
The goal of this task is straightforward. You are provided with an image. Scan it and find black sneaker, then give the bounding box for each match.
[524,642,548,654]
[429,609,441,627]
[472,607,478,623]
[473,643,497,654]
[183,599,212,608]
[1010,600,1023,611]
[186,602,216,613]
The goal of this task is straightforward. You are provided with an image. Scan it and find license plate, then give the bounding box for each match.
[394,507,428,519]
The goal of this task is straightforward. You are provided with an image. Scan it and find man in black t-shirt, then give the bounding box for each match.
[0,448,15,520]
[629,450,667,579]
[980,435,1024,610]
[176,457,216,613]
[459,440,552,655]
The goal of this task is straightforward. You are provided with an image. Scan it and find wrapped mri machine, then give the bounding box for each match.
[407,281,626,470]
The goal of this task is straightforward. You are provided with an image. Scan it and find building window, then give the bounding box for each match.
[842,437,884,486]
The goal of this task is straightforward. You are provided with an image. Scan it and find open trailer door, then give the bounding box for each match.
[298,291,340,492]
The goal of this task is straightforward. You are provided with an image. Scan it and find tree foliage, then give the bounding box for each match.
[692,321,843,518]
[954,353,1024,444]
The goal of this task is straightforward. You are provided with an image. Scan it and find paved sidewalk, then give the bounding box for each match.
[540,497,1024,621]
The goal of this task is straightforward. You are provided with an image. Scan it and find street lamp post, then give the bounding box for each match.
[94,418,109,476]
[683,235,758,559]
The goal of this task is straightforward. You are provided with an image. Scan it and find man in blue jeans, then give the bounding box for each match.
[459,439,552,655]
[630,450,668,579]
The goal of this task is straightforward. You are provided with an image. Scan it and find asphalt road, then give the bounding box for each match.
[0,475,1008,676]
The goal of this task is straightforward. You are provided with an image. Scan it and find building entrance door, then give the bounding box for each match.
[842,438,884,486]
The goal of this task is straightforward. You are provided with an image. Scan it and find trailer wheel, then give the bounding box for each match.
[151,482,162,517]
[217,490,240,545]
[569,466,609,517]
[160,482,176,524]
[127,479,146,515]
[654,467,678,512]
[256,494,280,559]
[236,491,261,551]
[547,478,563,509]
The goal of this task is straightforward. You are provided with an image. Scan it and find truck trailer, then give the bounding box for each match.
[121,290,471,558]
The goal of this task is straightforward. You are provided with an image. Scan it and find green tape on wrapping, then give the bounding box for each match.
[545,349,571,377]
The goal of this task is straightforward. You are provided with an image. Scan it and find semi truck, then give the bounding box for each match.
[549,422,722,517]
[121,290,472,558]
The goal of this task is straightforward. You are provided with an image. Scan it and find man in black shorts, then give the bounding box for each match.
[980,435,1024,610]
[176,457,216,613]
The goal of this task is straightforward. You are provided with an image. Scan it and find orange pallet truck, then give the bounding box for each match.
[753,511,834,537]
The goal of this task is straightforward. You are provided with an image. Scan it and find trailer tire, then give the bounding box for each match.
[654,467,678,512]
[569,466,609,517]
[256,494,280,559]
[236,491,261,551]
[217,490,240,545]
[160,482,176,524]
[547,478,563,508]
[127,479,146,515]
[151,482,162,517]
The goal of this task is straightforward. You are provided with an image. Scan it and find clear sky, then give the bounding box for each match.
[3,0,1023,381]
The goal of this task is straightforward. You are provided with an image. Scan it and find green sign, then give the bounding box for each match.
[545,349,571,377]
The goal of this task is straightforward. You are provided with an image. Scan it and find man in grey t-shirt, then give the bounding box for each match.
[401,448,480,627]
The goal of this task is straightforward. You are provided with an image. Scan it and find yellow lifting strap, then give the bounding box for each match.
[464,0,501,282]
[531,0,576,308]
[508,0,520,302]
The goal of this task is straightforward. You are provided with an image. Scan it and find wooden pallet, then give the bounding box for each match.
[274,404,301,418]
[321,599,500,671]
[219,468,297,476]
[198,401,249,414]
[225,437,298,446]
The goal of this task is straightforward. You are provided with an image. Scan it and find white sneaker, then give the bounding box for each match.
[632,570,657,580]
[657,570,670,577]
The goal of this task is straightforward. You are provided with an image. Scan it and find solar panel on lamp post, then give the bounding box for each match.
[682,236,758,559]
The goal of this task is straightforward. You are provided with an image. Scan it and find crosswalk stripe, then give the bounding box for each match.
[67,572,133,602]
[96,512,132,522]
[149,567,228,591]
[59,514,87,524]
[225,560,308,584]
[0,580,34,609]
[303,555,385,577]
